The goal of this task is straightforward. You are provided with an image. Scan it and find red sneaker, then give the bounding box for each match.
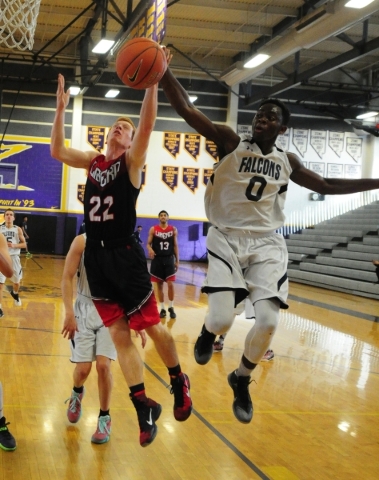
[130,394,162,447]
[170,373,193,422]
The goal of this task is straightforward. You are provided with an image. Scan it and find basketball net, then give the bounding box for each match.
[0,0,42,51]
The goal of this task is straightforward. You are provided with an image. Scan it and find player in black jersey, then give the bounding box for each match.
[51,73,192,447]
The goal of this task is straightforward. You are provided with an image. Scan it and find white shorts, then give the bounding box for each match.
[0,255,22,284]
[70,297,117,363]
[202,227,289,308]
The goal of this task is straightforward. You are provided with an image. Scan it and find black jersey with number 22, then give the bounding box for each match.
[84,154,139,241]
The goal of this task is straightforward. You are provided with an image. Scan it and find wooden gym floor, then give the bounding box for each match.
[0,255,378,480]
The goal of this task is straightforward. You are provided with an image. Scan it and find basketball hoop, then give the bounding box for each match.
[0,0,41,51]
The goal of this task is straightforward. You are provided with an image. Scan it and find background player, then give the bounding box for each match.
[61,233,119,444]
[147,210,179,319]
[0,209,26,316]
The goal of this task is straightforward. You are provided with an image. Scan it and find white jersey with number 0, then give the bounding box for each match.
[205,135,292,234]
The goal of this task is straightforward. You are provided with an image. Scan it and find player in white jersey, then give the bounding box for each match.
[0,209,26,316]
[0,234,16,451]
[62,234,119,444]
[161,56,379,424]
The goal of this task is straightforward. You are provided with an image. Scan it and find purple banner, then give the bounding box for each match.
[0,139,62,210]
[205,139,219,161]
[162,165,179,191]
[87,126,106,152]
[130,0,167,43]
[184,133,201,160]
[163,132,180,158]
[182,167,199,193]
[203,168,213,186]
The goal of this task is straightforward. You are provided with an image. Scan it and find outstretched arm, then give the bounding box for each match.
[160,65,239,155]
[51,74,96,168]
[128,83,158,179]
[61,235,85,340]
[289,152,379,194]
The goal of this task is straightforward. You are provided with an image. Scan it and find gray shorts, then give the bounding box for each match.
[70,298,117,363]
[0,255,22,283]
[202,226,289,308]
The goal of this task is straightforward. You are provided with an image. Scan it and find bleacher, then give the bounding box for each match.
[286,202,379,300]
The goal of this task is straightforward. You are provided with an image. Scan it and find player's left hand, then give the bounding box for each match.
[135,329,147,348]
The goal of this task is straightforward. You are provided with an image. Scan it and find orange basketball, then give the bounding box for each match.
[116,37,167,89]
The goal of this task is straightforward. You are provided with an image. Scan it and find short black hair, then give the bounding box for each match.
[258,98,291,126]
[137,225,142,228]
[158,210,169,216]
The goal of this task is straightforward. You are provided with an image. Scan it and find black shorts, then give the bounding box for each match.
[84,240,153,315]
[150,255,176,282]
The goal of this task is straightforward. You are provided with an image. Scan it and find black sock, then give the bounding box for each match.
[130,383,145,396]
[168,365,181,377]
[99,409,109,417]
[242,354,257,371]
[73,385,84,394]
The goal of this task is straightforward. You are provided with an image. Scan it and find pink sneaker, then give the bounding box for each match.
[261,349,274,361]
[65,388,84,423]
[91,415,111,444]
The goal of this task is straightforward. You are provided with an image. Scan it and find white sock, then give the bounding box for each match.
[169,301,174,308]
[160,302,165,310]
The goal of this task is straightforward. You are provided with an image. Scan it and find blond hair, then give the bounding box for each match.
[114,116,136,132]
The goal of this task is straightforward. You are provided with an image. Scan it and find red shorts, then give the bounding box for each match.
[93,292,160,330]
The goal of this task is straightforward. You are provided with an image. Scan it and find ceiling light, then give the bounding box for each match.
[105,89,120,98]
[189,95,198,103]
[92,39,115,54]
[244,54,270,69]
[356,111,378,119]
[69,86,81,96]
[345,0,374,8]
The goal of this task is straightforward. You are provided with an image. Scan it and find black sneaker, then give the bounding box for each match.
[0,308,3,318]
[0,417,17,451]
[159,309,166,318]
[10,291,21,306]
[227,370,253,424]
[168,307,176,319]
[170,373,192,421]
[194,324,216,365]
[130,394,162,447]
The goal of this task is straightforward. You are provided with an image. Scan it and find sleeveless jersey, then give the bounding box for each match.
[0,224,21,256]
[84,154,139,241]
[76,234,91,299]
[151,225,175,256]
[205,135,292,234]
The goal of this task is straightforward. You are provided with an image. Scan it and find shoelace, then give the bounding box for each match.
[96,416,110,434]
[0,421,13,438]
[169,375,186,407]
[64,394,81,412]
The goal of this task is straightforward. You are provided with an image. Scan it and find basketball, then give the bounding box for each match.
[116,37,167,89]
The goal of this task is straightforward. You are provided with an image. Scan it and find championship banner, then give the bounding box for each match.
[0,137,62,210]
[292,129,308,157]
[310,130,327,159]
[182,167,199,193]
[276,130,290,151]
[77,184,85,204]
[327,163,343,179]
[309,162,325,176]
[345,164,361,179]
[346,137,362,163]
[163,132,180,158]
[205,139,219,161]
[184,133,201,160]
[130,0,167,43]
[203,168,213,186]
[141,165,147,190]
[329,132,344,157]
[162,165,179,191]
[87,126,106,152]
